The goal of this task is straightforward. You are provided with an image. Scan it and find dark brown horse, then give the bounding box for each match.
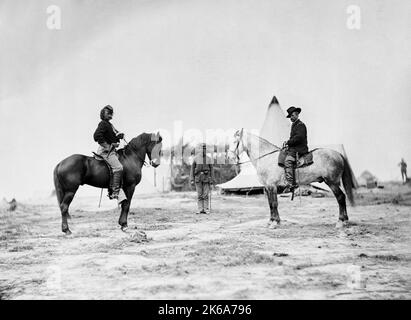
[53,132,163,234]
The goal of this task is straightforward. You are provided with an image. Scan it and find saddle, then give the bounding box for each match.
[278,149,315,168]
[296,151,314,168]
[92,152,115,194]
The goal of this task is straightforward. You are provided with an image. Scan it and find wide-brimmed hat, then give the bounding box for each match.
[286,106,301,118]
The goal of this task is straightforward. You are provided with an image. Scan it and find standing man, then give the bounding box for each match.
[399,158,408,183]
[190,143,215,214]
[93,105,126,203]
[282,106,309,193]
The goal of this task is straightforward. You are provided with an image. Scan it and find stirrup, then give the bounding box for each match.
[108,190,119,200]
[283,184,298,194]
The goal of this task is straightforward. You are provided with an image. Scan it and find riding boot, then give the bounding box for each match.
[109,170,123,200]
[283,166,298,194]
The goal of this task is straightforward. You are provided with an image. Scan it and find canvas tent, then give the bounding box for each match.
[216,152,264,194]
[357,170,378,188]
[259,96,291,145]
[218,95,358,194]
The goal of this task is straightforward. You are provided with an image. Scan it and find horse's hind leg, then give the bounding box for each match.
[327,182,349,224]
[266,187,280,228]
[60,189,78,235]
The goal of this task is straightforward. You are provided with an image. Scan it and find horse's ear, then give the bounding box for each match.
[156,131,162,142]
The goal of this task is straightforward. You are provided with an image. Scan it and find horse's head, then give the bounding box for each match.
[127,132,163,167]
[146,132,163,168]
[228,128,246,164]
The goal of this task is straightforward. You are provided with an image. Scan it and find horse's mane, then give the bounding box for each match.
[245,131,281,150]
[129,132,162,149]
[117,132,163,156]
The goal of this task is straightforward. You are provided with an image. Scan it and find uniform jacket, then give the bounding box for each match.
[190,154,215,183]
[93,120,120,145]
[287,119,308,155]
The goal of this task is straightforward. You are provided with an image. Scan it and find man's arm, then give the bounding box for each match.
[210,164,215,184]
[190,160,196,184]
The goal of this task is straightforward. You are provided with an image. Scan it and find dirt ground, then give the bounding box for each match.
[1,184,410,300]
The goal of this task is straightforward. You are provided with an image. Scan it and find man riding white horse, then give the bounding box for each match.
[282,106,308,193]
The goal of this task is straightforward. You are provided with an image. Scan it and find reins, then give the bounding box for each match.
[236,148,281,165]
[233,128,281,165]
[122,138,150,167]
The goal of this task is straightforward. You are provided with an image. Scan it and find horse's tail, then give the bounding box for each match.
[341,155,356,206]
[53,163,64,206]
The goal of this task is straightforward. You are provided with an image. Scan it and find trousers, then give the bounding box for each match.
[195,182,210,212]
[96,144,123,172]
[401,169,407,182]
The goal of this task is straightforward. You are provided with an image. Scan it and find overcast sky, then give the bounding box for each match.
[0,0,410,199]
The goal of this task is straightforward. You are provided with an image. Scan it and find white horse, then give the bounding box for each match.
[229,129,357,228]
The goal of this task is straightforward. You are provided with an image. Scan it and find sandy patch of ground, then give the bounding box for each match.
[0,185,410,299]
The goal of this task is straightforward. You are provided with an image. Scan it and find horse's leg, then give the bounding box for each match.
[118,184,136,231]
[60,188,78,235]
[266,187,280,228]
[326,182,349,227]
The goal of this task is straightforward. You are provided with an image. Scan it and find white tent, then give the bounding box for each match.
[357,170,378,188]
[216,152,264,193]
[260,96,290,145]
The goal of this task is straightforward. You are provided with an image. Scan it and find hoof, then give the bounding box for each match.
[63,229,72,235]
[121,225,128,232]
[267,220,280,229]
[335,220,349,229]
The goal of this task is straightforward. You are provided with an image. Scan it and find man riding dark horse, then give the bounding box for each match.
[282,106,309,193]
[93,105,126,203]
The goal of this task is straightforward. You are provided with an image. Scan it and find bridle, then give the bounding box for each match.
[232,128,244,164]
[123,138,159,167]
[231,128,281,165]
